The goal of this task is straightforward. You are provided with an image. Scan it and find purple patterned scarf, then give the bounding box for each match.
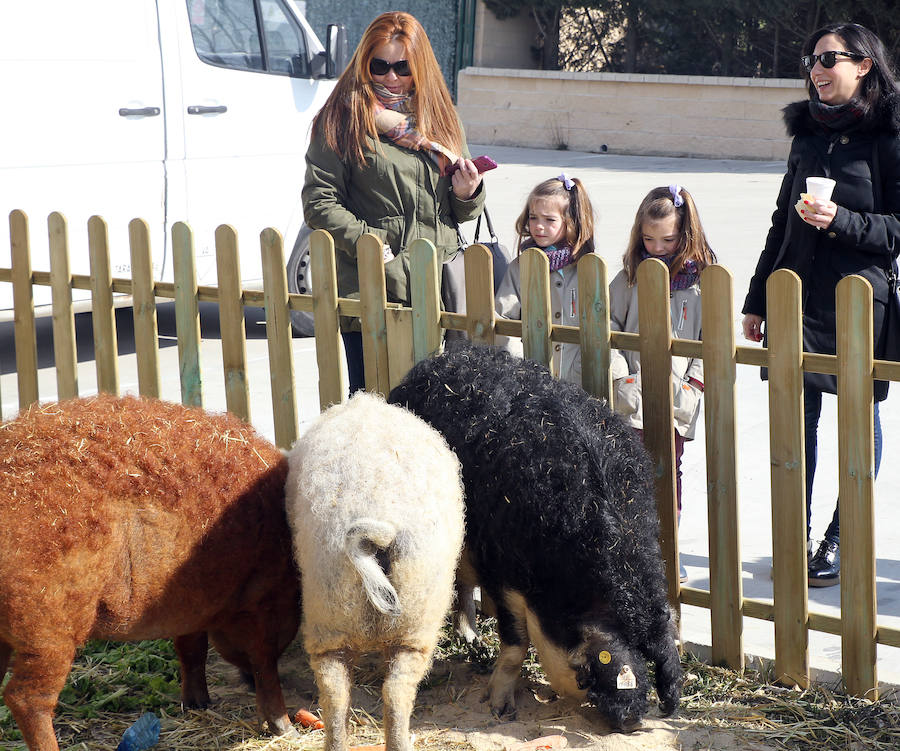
[521,241,574,271]
[641,249,699,290]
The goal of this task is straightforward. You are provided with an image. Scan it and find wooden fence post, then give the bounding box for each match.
[409,238,442,362]
[215,224,250,422]
[358,233,391,396]
[310,229,344,409]
[766,268,809,688]
[172,221,202,408]
[520,248,552,369]
[261,228,299,450]
[49,212,78,400]
[129,218,161,399]
[577,253,611,402]
[465,243,496,345]
[9,210,38,409]
[88,215,119,395]
[836,275,877,698]
[637,258,679,612]
[701,264,743,670]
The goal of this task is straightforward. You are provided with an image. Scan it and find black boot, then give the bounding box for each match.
[808,539,840,587]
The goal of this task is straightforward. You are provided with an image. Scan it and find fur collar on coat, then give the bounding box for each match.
[781,92,900,139]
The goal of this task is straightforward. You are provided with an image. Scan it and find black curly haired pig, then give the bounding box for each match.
[387,343,682,730]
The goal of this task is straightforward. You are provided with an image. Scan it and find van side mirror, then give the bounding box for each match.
[324,24,348,79]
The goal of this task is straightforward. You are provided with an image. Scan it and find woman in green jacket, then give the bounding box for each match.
[302,11,485,393]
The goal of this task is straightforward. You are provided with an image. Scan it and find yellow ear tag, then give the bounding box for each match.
[598,651,611,664]
[617,665,637,690]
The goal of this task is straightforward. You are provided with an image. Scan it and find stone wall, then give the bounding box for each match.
[457,67,807,161]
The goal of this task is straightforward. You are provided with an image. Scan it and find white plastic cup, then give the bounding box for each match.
[806,177,836,201]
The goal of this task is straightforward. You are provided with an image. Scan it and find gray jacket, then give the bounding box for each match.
[609,268,704,439]
[495,254,594,385]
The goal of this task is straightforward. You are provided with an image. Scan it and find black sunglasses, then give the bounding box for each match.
[369,58,412,77]
[801,50,865,72]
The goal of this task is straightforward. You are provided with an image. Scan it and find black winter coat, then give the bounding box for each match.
[742,96,900,400]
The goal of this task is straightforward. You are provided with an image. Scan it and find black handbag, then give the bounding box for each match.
[877,260,900,361]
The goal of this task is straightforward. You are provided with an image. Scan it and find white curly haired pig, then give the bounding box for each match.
[285,392,465,751]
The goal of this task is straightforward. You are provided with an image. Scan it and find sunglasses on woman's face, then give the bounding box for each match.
[369,58,412,77]
[801,50,865,72]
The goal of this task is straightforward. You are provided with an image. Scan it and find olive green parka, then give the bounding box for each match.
[302,129,485,327]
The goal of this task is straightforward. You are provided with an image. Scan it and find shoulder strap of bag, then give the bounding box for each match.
[474,207,499,243]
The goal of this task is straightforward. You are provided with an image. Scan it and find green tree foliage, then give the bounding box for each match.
[488,0,900,77]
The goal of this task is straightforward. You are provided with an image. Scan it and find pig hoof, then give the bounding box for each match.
[270,719,300,738]
[489,697,517,721]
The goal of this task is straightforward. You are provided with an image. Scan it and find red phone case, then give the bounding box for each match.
[445,155,498,176]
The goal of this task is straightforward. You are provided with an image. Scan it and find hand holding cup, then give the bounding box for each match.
[795,177,837,229]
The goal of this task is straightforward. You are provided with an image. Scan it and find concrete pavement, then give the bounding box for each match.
[2,143,898,689]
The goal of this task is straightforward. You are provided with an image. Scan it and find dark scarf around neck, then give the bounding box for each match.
[808,97,867,132]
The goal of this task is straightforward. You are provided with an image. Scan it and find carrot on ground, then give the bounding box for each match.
[293,708,325,730]
[507,735,568,751]
[348,745,386,751]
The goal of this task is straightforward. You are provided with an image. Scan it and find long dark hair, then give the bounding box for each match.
[803,23,900,120]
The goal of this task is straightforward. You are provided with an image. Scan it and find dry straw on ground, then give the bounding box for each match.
[1,621,899,750]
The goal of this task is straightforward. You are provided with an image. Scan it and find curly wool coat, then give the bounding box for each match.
[742,95,900,399]
[0,395,299,751]
[387,344,681,729]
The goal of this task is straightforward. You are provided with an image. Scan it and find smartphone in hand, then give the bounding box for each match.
[445,155,498,176]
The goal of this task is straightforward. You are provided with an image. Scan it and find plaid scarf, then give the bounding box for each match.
[808,97,867,132]
[641,249,700,290]
[371,84,459,175]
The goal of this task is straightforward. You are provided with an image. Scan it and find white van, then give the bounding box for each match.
[0,0,345,317]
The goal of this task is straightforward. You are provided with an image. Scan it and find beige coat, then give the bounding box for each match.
[495,253,599,386]
[609,269,704,439]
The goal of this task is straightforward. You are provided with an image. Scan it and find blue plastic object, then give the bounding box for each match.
[116,712,160,751]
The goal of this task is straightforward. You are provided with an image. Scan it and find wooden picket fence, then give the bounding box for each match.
[4,208,900,701]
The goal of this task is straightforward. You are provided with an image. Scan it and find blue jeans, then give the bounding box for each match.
[804,388,882,544]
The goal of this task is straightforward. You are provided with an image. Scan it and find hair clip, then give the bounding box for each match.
[557,173,575,191]
[669,184,684,207]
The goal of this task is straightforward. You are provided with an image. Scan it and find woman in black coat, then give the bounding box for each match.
[742,22,900,587]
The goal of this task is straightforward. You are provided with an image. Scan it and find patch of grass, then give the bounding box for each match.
[0,640,181,749]
[57,640,181,718]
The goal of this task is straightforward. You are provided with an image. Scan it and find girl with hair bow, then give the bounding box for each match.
[609,185,718,583]
[495,173,597,384]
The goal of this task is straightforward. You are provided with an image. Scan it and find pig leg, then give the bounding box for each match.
[4,646,76,751]
[311,651,352,751]
[454,548,480,644]
[174,632,211,708]
[382,646,431,751]
[210,628,294,737]
[485,598,529,719]
[0,640,12,679]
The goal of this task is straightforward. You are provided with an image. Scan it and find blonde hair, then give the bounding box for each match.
[514,177,595,260]
[622,186,716,285]
[311,12,462,166]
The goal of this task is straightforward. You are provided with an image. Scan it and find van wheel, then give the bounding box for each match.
[286,224,315,337]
